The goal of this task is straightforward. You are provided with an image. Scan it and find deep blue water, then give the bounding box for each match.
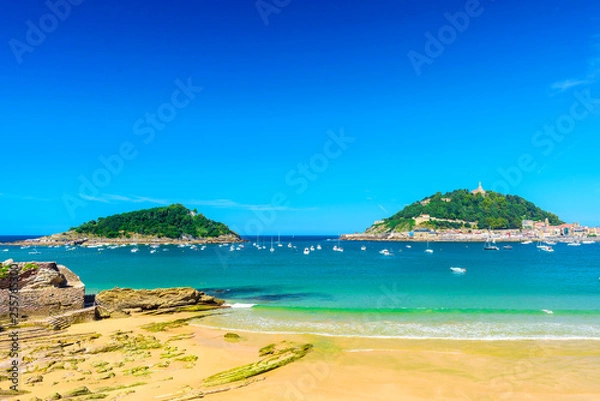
[4,236,600,339]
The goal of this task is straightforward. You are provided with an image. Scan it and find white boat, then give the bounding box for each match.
[270,238,275,252]
[333,246,344,252]
[230,245,236,252]
[566,241,581,246]
[582,240,595,245]
[310,245,315,251]
[539,245,554,252]
[425,239,433,253]
[379,249,391,256]
[545,241,557,245]
[484,236,499,251]
[450,267,466,274]
[277,233,283,247]
[287,242,293,248]
[360,245,366,251]
[201,246,206,251]
[150,249,157,254]
[303,247,310,255]
[406,245,412,249]
[316,244,322,250]
[131,248,139,253]
[1,249,8,252]
[521,240,533,245]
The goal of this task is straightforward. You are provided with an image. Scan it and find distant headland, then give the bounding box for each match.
[4,204,241,246]
[342,183,599,242]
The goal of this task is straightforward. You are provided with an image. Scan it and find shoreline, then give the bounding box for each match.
[340,234,598,243]
[8,311,600,400]
[1,236,246,247]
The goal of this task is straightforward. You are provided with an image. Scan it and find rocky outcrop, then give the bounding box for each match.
[0,260,85,317]
[95,287,224,313]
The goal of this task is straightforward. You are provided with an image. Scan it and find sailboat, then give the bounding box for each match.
[333,237,344,252]
[270,237,275,252]
[484,231,499,251]
[277,233,283,247]
[28,246,41,255]
[424,239,433,253]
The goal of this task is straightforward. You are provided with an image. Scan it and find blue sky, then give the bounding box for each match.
[1,0,600,235]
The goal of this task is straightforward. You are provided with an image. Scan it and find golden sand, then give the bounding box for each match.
[6,312,600,400]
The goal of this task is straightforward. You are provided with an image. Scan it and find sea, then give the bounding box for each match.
[3,235,600,340]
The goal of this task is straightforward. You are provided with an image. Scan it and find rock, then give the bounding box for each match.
[95,305,112,319]
[26,375,44,384]
[224,332,241,342]
[3,258,13,265]
[46,392,62,400]
[95,287,224,312]
[63,386,91,397]
[26,267,67,289]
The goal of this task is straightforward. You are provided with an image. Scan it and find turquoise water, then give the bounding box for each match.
[5,236,600,339]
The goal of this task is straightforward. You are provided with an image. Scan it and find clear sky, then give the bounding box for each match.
[1,0,599,235]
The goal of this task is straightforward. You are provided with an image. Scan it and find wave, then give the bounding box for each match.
[252,304,600,316]
[192,321,600,341]
[195,305,600,340]
[227,303,257,309]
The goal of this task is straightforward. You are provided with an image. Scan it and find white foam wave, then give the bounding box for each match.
[226,303,256,309]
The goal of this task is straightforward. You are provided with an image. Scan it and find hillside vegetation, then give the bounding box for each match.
[368,189,563,232]
[72,204,236,239]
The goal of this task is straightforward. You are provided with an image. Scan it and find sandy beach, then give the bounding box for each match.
[7,311,600,401]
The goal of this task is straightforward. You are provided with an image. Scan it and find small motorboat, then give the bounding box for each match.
[450,267,466,274]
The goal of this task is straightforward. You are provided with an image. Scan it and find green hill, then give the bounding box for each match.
[71,204,238,239]
[367,189,563,233]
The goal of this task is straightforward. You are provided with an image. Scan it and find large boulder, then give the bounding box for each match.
[0,261,68,290]
[95,287,224,312]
